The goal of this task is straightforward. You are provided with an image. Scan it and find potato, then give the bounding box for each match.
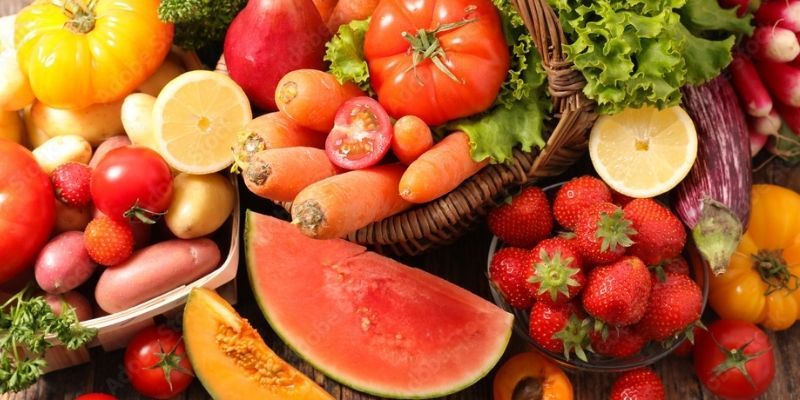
[35,231,98,294]
[33,135,92,173]
[95,238,221,313]
[137,55,186,97]
[89,135,131,168]
[165,173,236,239]
[0,109,23,143]
[30,98,124,146]
[23,104,50,149]
[120,93,158,150]
[44,291,93,321]
[54,200,91,233]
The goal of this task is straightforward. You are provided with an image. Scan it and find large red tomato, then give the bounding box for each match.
[364,0,510,126]
[0,140,55,284]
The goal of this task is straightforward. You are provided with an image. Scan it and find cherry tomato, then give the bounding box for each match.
[325,96,393,170]
[693,320,775,399]
[124,325,194,399]
[0,140,55,284]
[75,394,117,400]
[91,146,173,223]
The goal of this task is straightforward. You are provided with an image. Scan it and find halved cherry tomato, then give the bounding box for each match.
[325,96,393,170]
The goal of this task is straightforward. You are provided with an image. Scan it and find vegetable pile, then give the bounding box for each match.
[552,0,753,114]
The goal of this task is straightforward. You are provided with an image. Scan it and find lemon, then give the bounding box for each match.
[153,70,252,174]
[589,106,698,198]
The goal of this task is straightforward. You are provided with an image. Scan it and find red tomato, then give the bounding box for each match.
[0,140,55,284]
[363,0,510,125]
[693,320,775,399]
[124,325,194,399]
[325,96,393,170]
[75,394,117,400]
[91,147,173,223]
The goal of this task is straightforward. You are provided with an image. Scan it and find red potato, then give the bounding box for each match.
[44,291,93,321]
[53,200,91,233]
[35,231,98,294]
[89,135,131,168]
[244,147,339,202]
[94,239,221,313]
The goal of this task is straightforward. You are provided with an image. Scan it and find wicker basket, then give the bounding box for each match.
[220,0,596,256]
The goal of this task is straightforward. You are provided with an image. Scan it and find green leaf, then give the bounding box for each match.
[324,19,372,93]
[678,0,754,37]
[447,90,549,163]
[675,24,736,85]
[491,0,543,108]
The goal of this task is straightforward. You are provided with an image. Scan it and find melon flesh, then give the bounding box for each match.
[245,211,514,399]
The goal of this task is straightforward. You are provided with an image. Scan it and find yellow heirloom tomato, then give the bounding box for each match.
[14,0,173,110]
[709,184,800,331]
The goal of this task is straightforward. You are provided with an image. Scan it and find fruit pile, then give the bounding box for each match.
[488,176,704,361]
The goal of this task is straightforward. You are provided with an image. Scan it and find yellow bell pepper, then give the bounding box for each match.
[709,184,800,330]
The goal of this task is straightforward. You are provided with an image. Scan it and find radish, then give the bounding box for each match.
[730,54,773,117]
[776,101,800,134]
[750,129,769,156]
[752,109,782,134]
[755,59,800,107]
[756,0,800,32]
[751,26,800,62]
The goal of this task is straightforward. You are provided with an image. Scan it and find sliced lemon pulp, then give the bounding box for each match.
[153,70,252,174]
[589,106,698,198]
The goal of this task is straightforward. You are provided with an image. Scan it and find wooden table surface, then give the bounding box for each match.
[3,1,800,399]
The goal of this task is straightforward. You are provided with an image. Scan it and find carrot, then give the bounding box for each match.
[275,69,364,132]
[232,112,326,172]
[291,164,411,239]
[391,115,434,165]
[399,131,488,203]
[312,0,338,22]
[244,147,339,202]
[326,0,380,34]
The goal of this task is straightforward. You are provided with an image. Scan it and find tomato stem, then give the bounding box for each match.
[61,0,97,34]
[401,12,479,84]
[123,200,167,225]
[752,249,800,295]
[709,334,771,390]
[145,337,194,393]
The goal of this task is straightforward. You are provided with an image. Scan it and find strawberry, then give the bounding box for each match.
[553,176,612,230]
[590,326,647,358]
[611,189,635,207]
[634,273,703,341]
[528,301,592,361]
[51,162,92,207]
[582,256,652,327]
[650,256,690,282]
[488,186,553,248]
[623,198,687,265]
[489,247,535,309]
[610,368,665,400]
[575,202,635,265]
[528,237,585,304]
[84,216,134,266]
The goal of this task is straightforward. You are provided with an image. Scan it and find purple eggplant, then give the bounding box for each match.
[673,76,752,275]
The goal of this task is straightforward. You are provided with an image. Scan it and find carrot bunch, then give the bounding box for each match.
[237,69,489,240]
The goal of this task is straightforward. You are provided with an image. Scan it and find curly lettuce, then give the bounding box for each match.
[324,2,551,164]
[552,0,753,114]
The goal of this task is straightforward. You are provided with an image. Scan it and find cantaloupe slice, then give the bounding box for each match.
[183,288,333,400]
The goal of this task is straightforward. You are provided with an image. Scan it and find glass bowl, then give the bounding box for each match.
[486,182,710,373]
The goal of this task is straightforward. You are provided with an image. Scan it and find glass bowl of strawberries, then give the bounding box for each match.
[486,176,709,372]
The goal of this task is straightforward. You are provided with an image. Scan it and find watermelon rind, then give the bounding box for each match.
[244,210,513,399]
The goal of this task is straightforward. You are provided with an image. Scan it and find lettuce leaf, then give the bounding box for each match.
[324,19,372,92]
[552,0,751,114]
[491,0,539,108]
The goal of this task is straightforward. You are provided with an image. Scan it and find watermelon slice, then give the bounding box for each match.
[245,211,514,399]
